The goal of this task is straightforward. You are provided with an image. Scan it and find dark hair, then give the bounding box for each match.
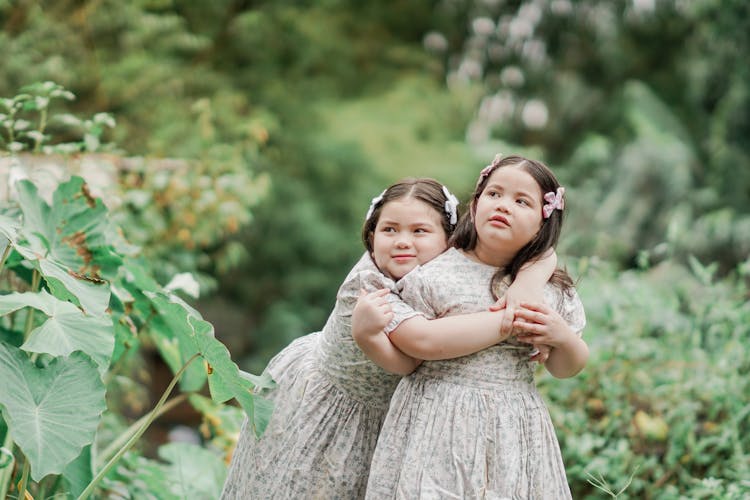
[362,177,457,253]
[449,154,573,296]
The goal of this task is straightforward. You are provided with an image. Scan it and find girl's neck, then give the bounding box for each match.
[464,242,513,268]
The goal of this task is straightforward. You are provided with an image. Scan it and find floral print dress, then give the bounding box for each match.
[221,253,419,500]
[365,248,586,500]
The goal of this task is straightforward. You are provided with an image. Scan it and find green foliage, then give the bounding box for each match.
[0,172,269,497]
[539,257,750,498]
[2,2,749,498]
[0,81,115,154]
[102,443,227,500]
[438,0,750,270]
[0,345,105,480]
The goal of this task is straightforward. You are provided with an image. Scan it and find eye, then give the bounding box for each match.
[517,198,530,206]
[380,226,396,232]
[486,190,499,198]
[414,228,428,234]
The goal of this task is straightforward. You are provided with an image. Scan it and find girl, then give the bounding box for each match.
[221,177,554,499]
[358,155,588,499]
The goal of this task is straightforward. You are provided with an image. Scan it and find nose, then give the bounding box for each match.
[395,233,412,248]
[495,197,511,213]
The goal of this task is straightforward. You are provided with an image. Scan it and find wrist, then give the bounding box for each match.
[554,331,581,351]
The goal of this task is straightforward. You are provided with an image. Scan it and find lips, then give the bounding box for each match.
[489,215,510,227]
[392,254,416,262]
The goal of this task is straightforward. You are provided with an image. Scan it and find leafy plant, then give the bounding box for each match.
[540,257,750,498]
[0,81,115,154]
[0,81,272,498]
[0,174,272,499]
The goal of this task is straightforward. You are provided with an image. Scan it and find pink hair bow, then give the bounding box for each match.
[476,153,503,186]
[542,187,565,219]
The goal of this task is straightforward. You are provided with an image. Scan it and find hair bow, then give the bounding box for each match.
[442,186,459,225]
[476,153,503,187]
[542,187,565,219]
[365,189,387,220]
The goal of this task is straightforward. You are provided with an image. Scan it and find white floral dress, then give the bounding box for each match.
[365,248,586,500]
[221,253,419,500]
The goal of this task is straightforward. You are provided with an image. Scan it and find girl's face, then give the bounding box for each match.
[372,198,448,279]
[472,166,544,266]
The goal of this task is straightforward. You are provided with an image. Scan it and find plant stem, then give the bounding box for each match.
[95,393,188,468]
[0,244,11,275]
[0,432,15,499]
[77,353,201,500]
[34,107,47,153]
[17,459,30,500]
[23,270,41,355]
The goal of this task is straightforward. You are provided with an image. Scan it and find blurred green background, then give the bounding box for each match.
[2,0,748,497]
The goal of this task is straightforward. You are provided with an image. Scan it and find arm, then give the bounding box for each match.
[388,311,510,361]
[512,301,589,378]
[492,248,557,311]
[353,290,512,370]
[491,248,557,359]
[351,289,421,375]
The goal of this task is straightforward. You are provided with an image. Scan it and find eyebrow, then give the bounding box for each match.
[378,219,437,227]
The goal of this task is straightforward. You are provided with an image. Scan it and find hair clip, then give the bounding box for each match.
[365,189,387,220]
[442,186,459,225]
[476,153,503,186]
[542,187,565,219]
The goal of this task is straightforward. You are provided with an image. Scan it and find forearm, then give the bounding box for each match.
[515,248,556,285]
[545,335,589,378]
[390,312,508,361]
[353,329,421,376]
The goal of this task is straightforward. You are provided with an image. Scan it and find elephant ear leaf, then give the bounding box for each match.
[12,177,118,316]
[0,291,114,374]
[0,343,106,481]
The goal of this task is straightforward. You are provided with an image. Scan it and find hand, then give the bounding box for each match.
[489,285,546,337]
[351,288,393,341]
[529,344,551,363]
[487,294,514,338]
[512,301,576,350]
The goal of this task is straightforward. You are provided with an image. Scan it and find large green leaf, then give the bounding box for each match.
[8,177,119,315]
[0,214,20,256]
[146,291,273,436]
[15,177,121,278]
[0,291,114,372]
[63,445,93,498]
[38,257,110,317]
[158,442,227,499]
[0,344,106,481]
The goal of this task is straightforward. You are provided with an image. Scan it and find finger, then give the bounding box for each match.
[518,301,552,314]
[516,332,543,344]
[489,294,507,312]
[499,308,513,337]
[513,309,547,324]
[513,320,545,333]
[531,351,549,363]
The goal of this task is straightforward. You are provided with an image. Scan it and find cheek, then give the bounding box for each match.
[417,238,447,262]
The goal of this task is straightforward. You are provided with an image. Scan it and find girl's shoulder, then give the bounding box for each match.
[396,248,459,284]
[338,252,396,299]
[420,247,472,271]
[397,248,491,292]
